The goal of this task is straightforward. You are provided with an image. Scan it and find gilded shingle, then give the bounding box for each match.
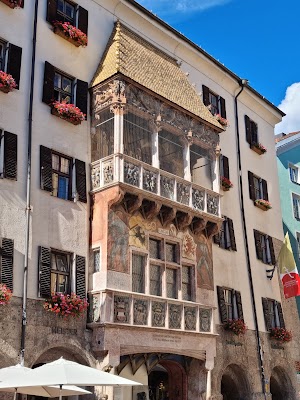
[91,22,222,129]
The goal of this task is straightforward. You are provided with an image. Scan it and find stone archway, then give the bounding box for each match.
[220,364,251,400]
[270,366,295,400]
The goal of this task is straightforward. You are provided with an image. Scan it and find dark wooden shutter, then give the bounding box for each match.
[38,246,51,298]
[40,145,52,192]
[42,62,55,105]
[202,85,210,106]
[268,236,276,265]
[254,230,263,260]
[222,155,230,180]
[3,132,17,180]
[252,121,258,144]
[19,0,24,7]
[76,255,86,299]
[75,159,87,203]
[227,218,237,251]
[262,298,272,331]
[235,291,244,320]
[7,44,22,89]
[78,6,88,35]
[76,80,88,117]
[217,286,228,323]
[46,0,58,23]
[245,115,251,144]
[220,97,226,119]
[1,238,13,291]
[277,302,285,329]
[262,179,268,201]
[248,171,255,201]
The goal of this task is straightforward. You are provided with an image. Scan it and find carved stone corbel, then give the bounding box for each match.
[179,130,194,146]
[141,200,162,220]
[122,193,143,214]
[205,221,221,238]
[107,187,125,210]
[190,217,207,235]
[175,211,193,231]
[159,205,177,227]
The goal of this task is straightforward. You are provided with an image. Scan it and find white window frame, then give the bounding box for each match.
[292,193,300,220]
[289,163,299,184]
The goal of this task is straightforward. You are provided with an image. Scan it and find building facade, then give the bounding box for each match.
[0,0,299,399]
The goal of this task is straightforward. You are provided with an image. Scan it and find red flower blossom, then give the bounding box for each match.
[270,327,292,343]
[43,293,88,318]
[53,21,88,47]
[224,319,247,335]
[215,114,229,127]
[0,70,17,91]
[221,176,233,189]
[0,284,12,305]
[52,101,85,124]
[252,142,267,153]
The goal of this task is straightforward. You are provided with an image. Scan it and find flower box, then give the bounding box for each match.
[254,199,272,211]
[0,284,12,305]
[0,70,17,93]
[224,319,247,336]
[43,293,88,318]
[53,21,87,47]
[251,143,267,155]
[0,0,22,8]
[221,176,233,191]
[51,101,85,125]
[215,114,229,128]
[270,327,292,343]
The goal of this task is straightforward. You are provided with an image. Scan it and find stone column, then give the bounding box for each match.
[212,144,221,193]
[180,130,193,181]
[150,115,162,169]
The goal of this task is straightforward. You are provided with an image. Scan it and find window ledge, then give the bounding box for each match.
[250,145,266,155]
[254,202,271,211]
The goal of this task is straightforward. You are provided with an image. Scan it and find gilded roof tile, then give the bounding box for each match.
[91,22,222,129]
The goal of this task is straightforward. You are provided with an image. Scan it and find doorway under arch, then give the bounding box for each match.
[270,366,295,400]
[220,364,251,400]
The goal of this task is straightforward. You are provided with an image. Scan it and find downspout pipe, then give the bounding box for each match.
[20,0,38,366]
[234,80,267,400]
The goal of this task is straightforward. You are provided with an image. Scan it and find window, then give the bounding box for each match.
[217,286,244,323]
[132,253,146,293]
[0,38,22,89]
[292,194,300,220]
[46,0,88,36]
[158,130,184,178]
[289,164,299,184]
[248,171,268,202]
[245,115,258,145]
[42,62,88,117]
[38,246,86,299]
[0,238,14,291]
[0,130,17,180]
[182,265,194,301]
[40,145,87,203]
[254,230,276,265]
[190,144,212,188]
[219,154,230,180]
[262,298,285,331]
[214,216,236,251]
[202,85,226,118]
[93,248,100,272]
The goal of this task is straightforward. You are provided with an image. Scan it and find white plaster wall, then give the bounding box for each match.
[120,363,148,400]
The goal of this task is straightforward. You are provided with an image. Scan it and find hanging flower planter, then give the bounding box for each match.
[0,284,12,305]
[51,101,85,125]
[0,71,17,93]
[254,199,272,211]
[53,21,88,47]
[251,142,267,155]
[215,114,229,128]
[221,176,233,191]
[43,293,88,318]
[270,327,292,343]
[224,319,247,336]
[0,0,23,8]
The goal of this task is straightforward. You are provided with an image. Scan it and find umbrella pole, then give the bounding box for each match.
[13,389,17,400]
[59,384,62,400]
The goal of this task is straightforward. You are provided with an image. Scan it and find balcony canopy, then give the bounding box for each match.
[91,22,223,130]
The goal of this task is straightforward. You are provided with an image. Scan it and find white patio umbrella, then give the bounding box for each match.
[0,364,92,397]
[0,358,141,400]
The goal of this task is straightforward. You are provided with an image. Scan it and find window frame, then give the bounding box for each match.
[131,250,147,294]
[289,163,299,184]
[248,171,268,202]
[262,298,285,331]
[0,39,7,72]
[51,150,72,201]
[57,0,76,24]
[53,70,74,104]
[50,249,71,295]
[217,286,244,324]
[254,230,275,265]
[93,247,100,272]
[214,216,236,251]
[245,115,258,145]
[292,193,300,220]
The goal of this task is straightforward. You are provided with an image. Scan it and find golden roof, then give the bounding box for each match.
[91,22,222,129]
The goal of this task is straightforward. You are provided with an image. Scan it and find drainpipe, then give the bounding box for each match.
[234,80,267,400]
[20,0,39,366]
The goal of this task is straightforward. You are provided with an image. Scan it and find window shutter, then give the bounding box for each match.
[1,238,14,291]
[42,62,55,105]
[262,179,269,201]
[235,291,244,320]
[252,121,258,144]
[222,155,230,180]
[76,255,86,299]
[78,6,88,35]
[217,286,228,324]
[254,230,263,260]
[220,97,226,119]
[277,302,285,329]
[245,115,251,144]
[202,85,210,106]
[7,44,22,89]
[76,80,88,117]
[262,298,272,331]
[3,132,17,180]
[40,145,52,192]
[19,0,24,7]
[248,171,255,201]
[75,159,87,203]
[46,0,58,23]
[227,218,237,251]
[268,236,276,265]
[38,246,51,298]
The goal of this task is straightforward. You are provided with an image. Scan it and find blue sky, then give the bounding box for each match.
[136,0,300,133]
